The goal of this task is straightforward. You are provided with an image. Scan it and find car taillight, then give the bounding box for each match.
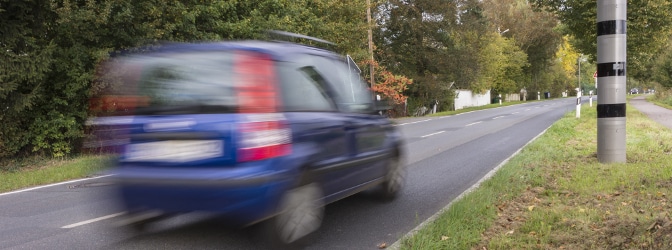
[234,51,278,113]
[234,51,290,162]
[238,115,292,162]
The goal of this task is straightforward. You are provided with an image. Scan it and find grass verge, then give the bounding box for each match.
[647,89,672,110]
[0,155,114,193]
[400,100,672,249]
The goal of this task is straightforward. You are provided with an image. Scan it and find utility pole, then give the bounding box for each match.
[366,0,375,89]
[597,0,626,163]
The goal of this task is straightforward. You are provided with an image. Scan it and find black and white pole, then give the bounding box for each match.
[576,90,581,118]
[597,0,626,163]
[577,55,582,118]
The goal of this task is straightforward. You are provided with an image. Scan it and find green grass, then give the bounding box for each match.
[647,90,672,109]
[0,155,114,193]
[400,99,672,249]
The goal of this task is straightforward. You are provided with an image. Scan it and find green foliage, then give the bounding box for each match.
[1,0,568,159]
[531,0,672,82]
[374,0,488,110]
[481,35,529,95]
[652,88,672,107]
[483,0,562,95]
[651,40,672,89]
[0,0,372,159]
[29,111,80,157]
[0,0,56,157]
[374,0,561,111]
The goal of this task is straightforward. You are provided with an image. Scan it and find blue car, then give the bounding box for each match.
[107,33,405,246]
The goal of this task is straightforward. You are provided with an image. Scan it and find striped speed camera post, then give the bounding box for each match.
[597,0,626,163]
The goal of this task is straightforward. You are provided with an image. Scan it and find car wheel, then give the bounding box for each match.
[378,155,405,201]
[264,182,324,248]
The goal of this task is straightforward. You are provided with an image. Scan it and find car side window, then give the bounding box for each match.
[277,62,337,112]
[311,56,373,113]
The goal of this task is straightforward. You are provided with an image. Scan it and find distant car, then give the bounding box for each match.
[106,33,405,247]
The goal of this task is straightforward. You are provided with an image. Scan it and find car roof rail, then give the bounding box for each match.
[265,30,338,51]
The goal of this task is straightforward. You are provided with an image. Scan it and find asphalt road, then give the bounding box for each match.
[0,97,589,250]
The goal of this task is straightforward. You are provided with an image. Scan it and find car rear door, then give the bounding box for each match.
[310,55,390,186]
[275,59,353,199]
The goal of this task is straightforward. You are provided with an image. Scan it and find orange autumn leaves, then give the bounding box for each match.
[361,59,412,105]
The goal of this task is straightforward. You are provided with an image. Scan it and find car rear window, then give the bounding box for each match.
[95,50,288,116]
[133,52,237,114]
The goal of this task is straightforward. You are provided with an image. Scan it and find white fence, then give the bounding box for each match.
[504,93,521,102]
[454,89,491,110]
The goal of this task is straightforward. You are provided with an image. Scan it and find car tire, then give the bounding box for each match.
[263,182,324,249]
[377,154,405,201]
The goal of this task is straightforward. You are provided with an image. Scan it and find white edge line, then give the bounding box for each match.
[420,131,445,138]
[388,124,554,250]
[465,121,482,127]
[0,174,115,197]
[62,212,127,229]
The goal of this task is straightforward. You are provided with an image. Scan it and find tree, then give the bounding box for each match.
[0,0,56,157]
[531,0,672,82]
[482,0,562,95]
[1,0,375,159]
[651,38,672,88]
[361,59,412,105]
[482,35,529,96]
[374,0,491,111]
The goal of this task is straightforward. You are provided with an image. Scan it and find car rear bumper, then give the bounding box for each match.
[112,165,295,225]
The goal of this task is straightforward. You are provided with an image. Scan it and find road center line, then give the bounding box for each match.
[395,119,432,126]
[512,112,520,114]
[493,116,505,120]
[465,121,482,127]
[420,131,445,138]
[61,212,126,229]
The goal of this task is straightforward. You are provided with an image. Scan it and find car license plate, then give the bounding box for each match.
[125,140,223,162]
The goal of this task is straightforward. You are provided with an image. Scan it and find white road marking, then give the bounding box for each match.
[420,131,445,138]
[0,174,115,197]
[395,119,432,126]
[512,112,520,114]
[62,212,126,229]
[465,121,482,127]
[526,109,531,111]
[493,116,506,120]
